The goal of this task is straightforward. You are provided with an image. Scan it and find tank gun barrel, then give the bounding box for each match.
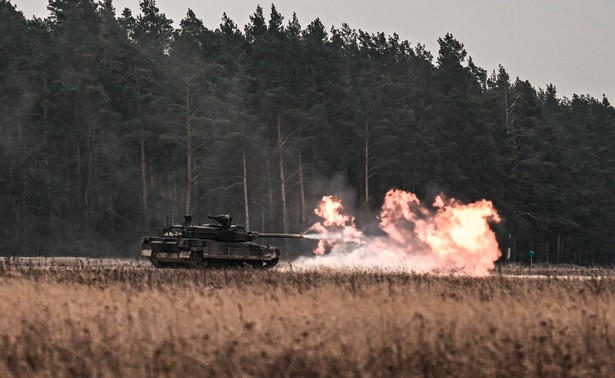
[256,233,304,239]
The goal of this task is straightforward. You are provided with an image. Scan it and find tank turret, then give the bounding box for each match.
[141,214,303,269]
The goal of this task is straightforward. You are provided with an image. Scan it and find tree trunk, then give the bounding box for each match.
[76,142,82,227]
[184,76,193,216]
[298,149,306,225]
[242,147,250,229]
[76,145,81,183]
[172,181,178,224]
[134,62,150,227]
[504,92,520,161]
[65,134,72,218]
[16,115,22,143]
[140,131,149,226]
[85,116,95,234]
[277,112,288,233]
[149,153,155,197]
[42,67,52,223]
[261,208,265,232]
[95,163,101,205]
[267,159,274,229]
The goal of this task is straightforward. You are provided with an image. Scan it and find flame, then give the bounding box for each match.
[299,189,501,276]
[306,195,365,254]
[379,189,501,275]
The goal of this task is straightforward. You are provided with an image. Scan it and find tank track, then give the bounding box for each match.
[148,254,278,270]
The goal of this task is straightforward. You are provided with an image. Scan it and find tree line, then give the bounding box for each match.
[1,0,614,263]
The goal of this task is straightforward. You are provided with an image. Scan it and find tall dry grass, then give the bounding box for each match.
[1,258,614,377]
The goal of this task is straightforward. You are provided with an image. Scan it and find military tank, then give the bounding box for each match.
[141,214,303,269]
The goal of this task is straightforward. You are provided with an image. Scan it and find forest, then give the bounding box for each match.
[1,0,614,263]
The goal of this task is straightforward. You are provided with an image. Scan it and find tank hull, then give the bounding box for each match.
[141,236,280,269]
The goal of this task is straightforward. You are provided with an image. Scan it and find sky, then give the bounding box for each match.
[11,0,615,100]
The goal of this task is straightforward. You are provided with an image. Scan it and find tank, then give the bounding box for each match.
[141,214,303,269]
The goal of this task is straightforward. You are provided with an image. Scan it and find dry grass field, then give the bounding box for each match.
[1,258,614,377]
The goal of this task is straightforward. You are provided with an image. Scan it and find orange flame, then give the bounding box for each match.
[303,190,501,276]
[307,195,365,254]
[379,189,501,275]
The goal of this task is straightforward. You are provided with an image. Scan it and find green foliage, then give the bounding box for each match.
[0,1,613,263]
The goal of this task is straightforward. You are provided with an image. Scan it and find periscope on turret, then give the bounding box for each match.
[141,214,303,269]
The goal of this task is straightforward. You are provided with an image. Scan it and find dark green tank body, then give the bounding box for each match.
[141,215,302,269]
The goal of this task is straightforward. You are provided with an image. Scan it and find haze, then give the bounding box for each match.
[11,0,615,100]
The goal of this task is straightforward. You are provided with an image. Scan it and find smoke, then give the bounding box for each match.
[303,232,345,241]
[293,189,502,276]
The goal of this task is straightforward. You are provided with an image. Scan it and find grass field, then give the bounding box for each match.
[1,258,614,377]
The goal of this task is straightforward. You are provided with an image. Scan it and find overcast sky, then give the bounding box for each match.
[12,0,615,100]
